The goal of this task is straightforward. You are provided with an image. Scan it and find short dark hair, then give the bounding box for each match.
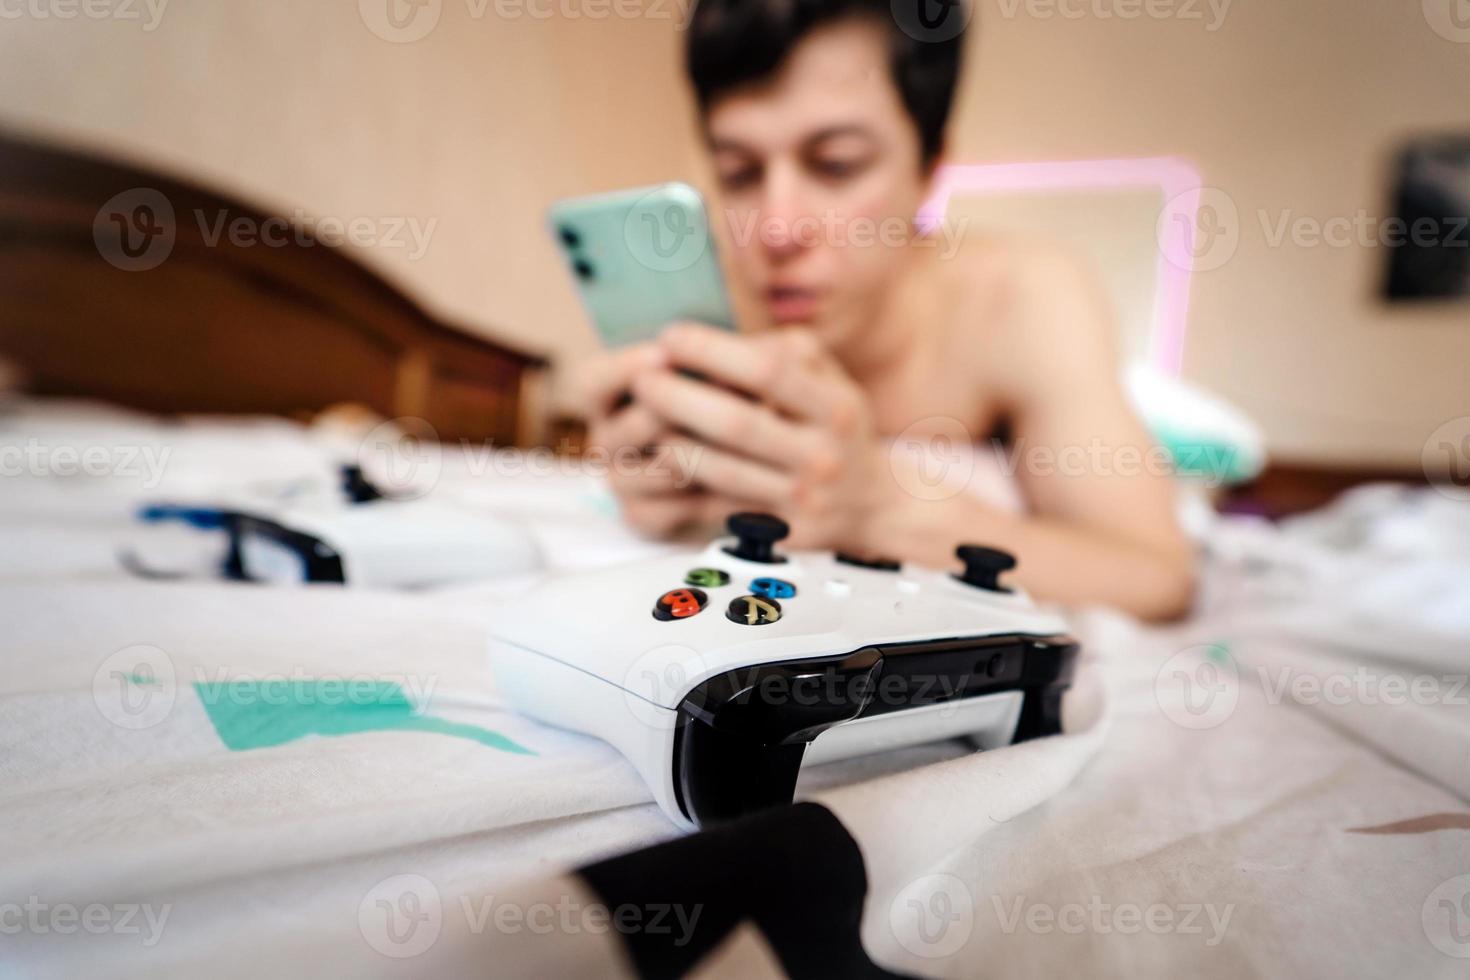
[685,0,967,166]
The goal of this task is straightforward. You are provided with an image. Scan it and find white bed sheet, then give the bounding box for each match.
[1,401,1466,979]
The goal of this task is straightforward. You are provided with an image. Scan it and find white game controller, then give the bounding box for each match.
[490,513,1079,828]
[233,498,541,588]
[134,466,542,587]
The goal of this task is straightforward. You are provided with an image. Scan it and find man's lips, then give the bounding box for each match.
[765,286,823,322]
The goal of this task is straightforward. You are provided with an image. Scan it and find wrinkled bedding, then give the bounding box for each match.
[1,400,1466,978]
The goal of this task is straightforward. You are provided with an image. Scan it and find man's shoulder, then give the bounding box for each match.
[933,236,1095,305]
[927,236,1111,361]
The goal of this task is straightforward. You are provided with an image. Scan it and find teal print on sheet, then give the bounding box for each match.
[191,679,533,755]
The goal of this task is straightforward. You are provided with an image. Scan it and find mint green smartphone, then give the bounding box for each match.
[549,182,736,348]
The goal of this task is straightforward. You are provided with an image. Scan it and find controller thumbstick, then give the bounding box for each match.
[341,464,384,504]
[724,512,790,564]
[955,544,1016,592]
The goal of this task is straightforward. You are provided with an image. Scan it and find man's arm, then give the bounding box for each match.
[864,247,1196,620]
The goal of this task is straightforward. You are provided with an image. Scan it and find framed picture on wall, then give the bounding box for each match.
[1383,134,1470,302]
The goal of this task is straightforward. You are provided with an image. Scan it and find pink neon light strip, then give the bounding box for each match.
[916,157,1201,376]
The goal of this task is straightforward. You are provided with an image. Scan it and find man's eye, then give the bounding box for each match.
[719,167,761,190]
[813,158,868,181]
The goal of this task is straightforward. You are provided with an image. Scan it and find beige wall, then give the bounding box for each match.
[2,0,1467,466]
[952,0,1470,468]
[0,0,703,366]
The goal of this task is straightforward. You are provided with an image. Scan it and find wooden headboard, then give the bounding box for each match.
[0,131,549,445]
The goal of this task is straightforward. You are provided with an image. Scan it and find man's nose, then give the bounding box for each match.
[758,167,813,262]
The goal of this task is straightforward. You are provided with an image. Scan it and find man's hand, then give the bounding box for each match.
[576,342,715,537]
[630,323,893,551]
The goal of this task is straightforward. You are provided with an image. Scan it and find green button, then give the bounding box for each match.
[684,567,731,588]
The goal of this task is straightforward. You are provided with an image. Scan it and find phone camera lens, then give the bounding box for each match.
[558,226,581,249]
[573,259,595,281]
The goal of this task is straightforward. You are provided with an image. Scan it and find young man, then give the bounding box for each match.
[579,0,1195,620]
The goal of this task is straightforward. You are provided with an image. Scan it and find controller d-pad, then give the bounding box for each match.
[654,588,708,621]
[684,568,731,588]
[725,595,782,626]
[749,577,796,600]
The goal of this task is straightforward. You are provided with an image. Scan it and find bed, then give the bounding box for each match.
[2,134,1465,979]
[0,131,549,448]
[1,396,1466,979]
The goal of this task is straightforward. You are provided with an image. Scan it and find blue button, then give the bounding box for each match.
[749,577,796,599]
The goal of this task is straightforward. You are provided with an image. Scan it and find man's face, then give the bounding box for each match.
[705,19,935,349]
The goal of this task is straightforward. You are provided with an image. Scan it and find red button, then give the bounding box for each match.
[653,588,708,621]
